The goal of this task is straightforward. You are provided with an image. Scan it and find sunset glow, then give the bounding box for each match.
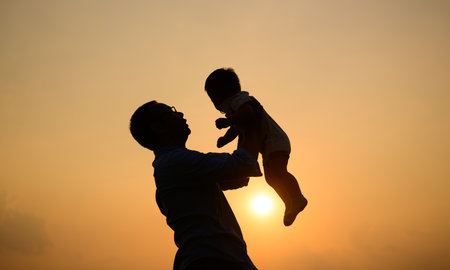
[252,194,273,215]
[1,1,449,270]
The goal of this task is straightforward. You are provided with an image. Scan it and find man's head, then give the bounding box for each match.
[205,68,241,110]
[129,101,190,150]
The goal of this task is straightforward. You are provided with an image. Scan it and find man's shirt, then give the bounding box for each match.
[153,147,261,270]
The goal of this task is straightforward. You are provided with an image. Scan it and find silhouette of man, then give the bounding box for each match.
[130,101,262,270]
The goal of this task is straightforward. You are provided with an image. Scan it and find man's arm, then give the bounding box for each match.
[163,147,261,189]
[236,98,264,160]
[217,127,262,190]
[217,101,264,190]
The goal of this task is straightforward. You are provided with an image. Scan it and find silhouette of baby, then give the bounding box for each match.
[205,68,308,226]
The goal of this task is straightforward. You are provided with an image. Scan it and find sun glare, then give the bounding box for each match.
[252,194,273,215]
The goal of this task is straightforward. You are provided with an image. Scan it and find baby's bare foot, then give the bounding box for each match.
[284,196,308,226]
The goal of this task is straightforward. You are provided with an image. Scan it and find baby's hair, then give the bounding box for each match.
[205,68,241,99]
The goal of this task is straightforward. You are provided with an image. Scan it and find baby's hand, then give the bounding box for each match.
[217,137,228,148]
[215,118,230,129]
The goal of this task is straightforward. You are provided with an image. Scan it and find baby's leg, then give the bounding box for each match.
[264,151,308,226]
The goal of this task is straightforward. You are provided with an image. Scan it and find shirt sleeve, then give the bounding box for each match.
[229,92,252,112]
[166,148,262,188]
[220,91,252,117]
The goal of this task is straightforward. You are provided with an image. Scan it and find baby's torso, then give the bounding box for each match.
[221,92,291,156]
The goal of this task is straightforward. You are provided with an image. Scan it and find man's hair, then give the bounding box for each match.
[129,101,158,150]
[205,68,241,99]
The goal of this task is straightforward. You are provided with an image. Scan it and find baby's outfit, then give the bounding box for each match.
[220,91,291,160]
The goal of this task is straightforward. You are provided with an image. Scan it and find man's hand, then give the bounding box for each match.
[237,100,264,159]
[215,118,230,129]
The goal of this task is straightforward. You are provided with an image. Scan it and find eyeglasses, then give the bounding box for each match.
[148,103,181,122]
[153,105,178,119]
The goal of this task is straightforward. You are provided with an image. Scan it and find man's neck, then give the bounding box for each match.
[156,140,186,149]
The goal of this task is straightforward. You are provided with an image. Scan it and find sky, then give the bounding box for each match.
[1,0,449,269]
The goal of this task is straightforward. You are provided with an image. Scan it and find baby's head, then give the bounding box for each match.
[205,68,241,110]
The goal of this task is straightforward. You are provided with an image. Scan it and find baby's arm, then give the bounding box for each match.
[217,126,239,148]
[216,117,231,129]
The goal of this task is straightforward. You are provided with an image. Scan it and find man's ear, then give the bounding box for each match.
[149,121,167,137]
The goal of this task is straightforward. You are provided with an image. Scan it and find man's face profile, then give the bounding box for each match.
[150,102,191,143]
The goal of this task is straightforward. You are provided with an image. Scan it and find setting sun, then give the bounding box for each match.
[251,194,273,215]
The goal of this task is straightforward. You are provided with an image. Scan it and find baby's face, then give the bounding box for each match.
[209,95,224,112]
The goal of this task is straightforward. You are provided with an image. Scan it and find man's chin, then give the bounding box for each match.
[184,127,191,138]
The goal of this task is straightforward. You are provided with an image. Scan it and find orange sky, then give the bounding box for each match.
[1,1,449,269]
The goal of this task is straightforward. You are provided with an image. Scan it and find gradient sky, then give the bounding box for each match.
[1,1,449,269]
